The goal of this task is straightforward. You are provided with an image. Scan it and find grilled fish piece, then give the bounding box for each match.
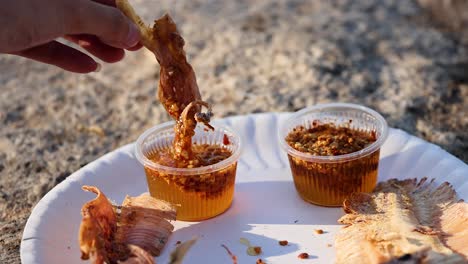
[116,0,202,121]
[116,0,215,161]
[173,100,213,160]
[336,178,468,264]
[79,186,176,264]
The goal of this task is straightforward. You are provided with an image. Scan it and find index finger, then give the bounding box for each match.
[64,0,140,48]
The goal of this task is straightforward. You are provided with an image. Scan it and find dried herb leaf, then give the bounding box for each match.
[168,238,197,264]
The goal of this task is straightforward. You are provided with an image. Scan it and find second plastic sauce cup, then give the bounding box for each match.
[279,103,388,207]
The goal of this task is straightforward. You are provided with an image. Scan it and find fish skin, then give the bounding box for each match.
[79,187,176,264]
[336,178,468,264]
[116,194,176,257]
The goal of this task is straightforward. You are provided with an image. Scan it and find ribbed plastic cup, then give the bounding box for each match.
[135,122,241,221]
[279,103,388,207]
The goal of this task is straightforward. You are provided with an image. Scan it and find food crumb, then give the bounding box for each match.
[314,229,324,234]
[175,240,182,245]
[223,134,230,145]
[298,252,309,259]
[256,259,266,264]
[278,240,288,246]
[327,243,332,247]
[253,246,262,255]
[294,220,299,223]
[247,246,262,256]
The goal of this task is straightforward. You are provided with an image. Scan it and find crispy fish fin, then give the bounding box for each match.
[336,178,468,264]
[116,193,176,256]
[440,201,468,258]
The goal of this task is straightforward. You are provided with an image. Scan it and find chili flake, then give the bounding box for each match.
[247,246,262,256]
[223,134,230,145]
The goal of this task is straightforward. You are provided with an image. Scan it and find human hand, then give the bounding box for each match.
[0,0,142,73]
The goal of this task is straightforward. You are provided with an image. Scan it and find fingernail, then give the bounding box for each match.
[125,23,140,47]
[94,63,102,73]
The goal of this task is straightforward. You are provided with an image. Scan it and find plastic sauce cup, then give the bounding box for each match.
[279,103,388,207]
[135,122,241,221]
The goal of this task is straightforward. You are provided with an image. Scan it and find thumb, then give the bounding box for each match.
[65,0,140,49]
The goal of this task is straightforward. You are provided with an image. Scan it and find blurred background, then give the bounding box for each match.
[0,0,467,262]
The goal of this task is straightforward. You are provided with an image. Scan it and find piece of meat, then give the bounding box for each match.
[116,0,216,162]
[173,100,213,160]
[78,186,176,264]
[335,178,468,264]
[79,186,117,263]
[115,0,201,120]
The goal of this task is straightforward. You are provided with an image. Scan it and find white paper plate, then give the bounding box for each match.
[21,113,468,264]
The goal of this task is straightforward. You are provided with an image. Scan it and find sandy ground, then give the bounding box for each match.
[1,0,467,262]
